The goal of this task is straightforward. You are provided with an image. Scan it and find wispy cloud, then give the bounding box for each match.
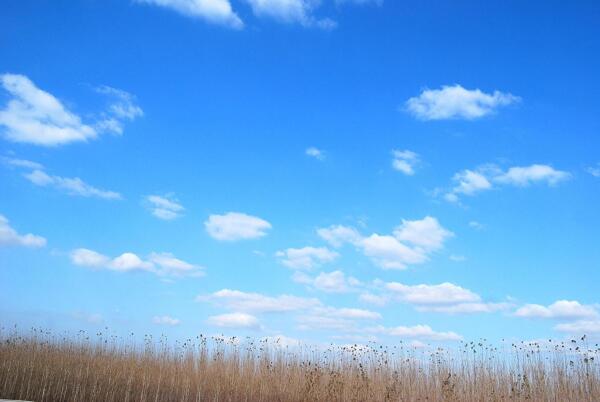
[145,194,184,220]
[205,212,271,241]
[305,147,325,160]
[152,315,181,326]
[0,214,46,248]
[443,164,571,203]
[95,86,143,135]
[136,0,243,29]
[405,84,520,120]
[24,169,122,200]
[70,248,204,278]
[391,150,419,175]
[243,0,336,29]
[276,246,338,270]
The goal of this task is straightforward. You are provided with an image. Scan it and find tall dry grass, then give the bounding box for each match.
[1,327,599,401]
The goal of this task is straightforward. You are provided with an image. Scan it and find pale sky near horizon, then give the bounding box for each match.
[1,0,600,347]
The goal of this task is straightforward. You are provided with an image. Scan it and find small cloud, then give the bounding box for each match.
[586,163,600,177]
[199,289,321,313]
[244,0,336,29]
[95,85,143,135]
[152,315,181,326]
[207,312,261,329]
[391,149,419,175]
[305,147,325,160]
[368,324,462,341]
[145,194,184,220]
[494,164,571,187]
[468,221,485,230]
[449,254,466,262]
[293,270,359,293]
[24,169,122,200]
[514,300,598,320]
[136,0,244,29]
[405,84,520,120]
[276,246,338,270]
[205,212,271,241]
[0,214,46,248]
[2,157,44,170]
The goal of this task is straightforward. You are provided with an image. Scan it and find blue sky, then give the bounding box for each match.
[1,0,600,347]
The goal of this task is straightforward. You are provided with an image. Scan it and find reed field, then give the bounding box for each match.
[1,328,599,401]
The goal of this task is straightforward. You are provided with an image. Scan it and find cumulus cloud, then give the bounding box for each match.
[198,289,321,313]
[0,74,141,146]
[136,0,243,29]
[386,282,480,305]
[554,320,600,334]
[293,270,360,293]
[405,84,520,120]
[368,324,462,341]
[494,164,571,187]
[514,300,598,320]
[305,146,325,160]
[318,217,452,270]
[296,306,381,332]
[152,315,181,326]
[205,212,271,241]
[276,246,338,270]
[24,169,122,200]
[70,248,204,277]
[243,0,336,29]
[391,150,419,175]
[145,194,184,220]
[0,74,97,146]
[0,214,46,248]
[443,164,571,203]
[207,312,261,329]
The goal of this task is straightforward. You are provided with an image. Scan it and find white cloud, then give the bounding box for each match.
[369,324,462,341]
[360,234,428,269]
[317,225,362,248]
[2,157,44,170]
[297,306,381,332]
[586,164,600,177]
[305,147,325,160]
[317,217,452,270]
[70,248,203,277]
[555,320,600,334]
[416,302,511,314]
[449,254,466,262]
[514,300,598,320]
[207,312,260,329]
[145,194,184,220]
[391,150,419,175]
[443,164,571,203]
[276,246,338,270]
[494,164,571,187]
[393,216,453,252]
[152,315,181,326]
[24,169,122,200]
[359,292,388,306]
[386,282,480,305]
[205,212,271,241]
[335,0,382,5]
[0,74,97,146]
[95,86,143,134]
[468,221,485,230]
[405,84,520,120]
[262,335,301,348]
[243,0,336,29]
[0,214,46,248]
[293,270,359,293]
[199,289,321,313]
[136,0,244,29]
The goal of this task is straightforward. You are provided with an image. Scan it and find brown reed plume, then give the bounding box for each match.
[1,327,599,401]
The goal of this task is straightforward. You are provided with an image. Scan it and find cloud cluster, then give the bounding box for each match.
[405,84,520,120]
[443,164,571,203]
[318,216,452,270]
[0,214,46,248]
[391,150,419,175]
[145,194,185,220]
[70,248,204,278]
[0,74,141,146]
[205,212,272,241]
[514,300,598,320]
[276,246,339,270]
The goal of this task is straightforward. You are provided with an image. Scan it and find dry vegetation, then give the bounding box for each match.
[1,327,599,401]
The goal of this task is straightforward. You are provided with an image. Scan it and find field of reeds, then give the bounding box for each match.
[1,328,599,402]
